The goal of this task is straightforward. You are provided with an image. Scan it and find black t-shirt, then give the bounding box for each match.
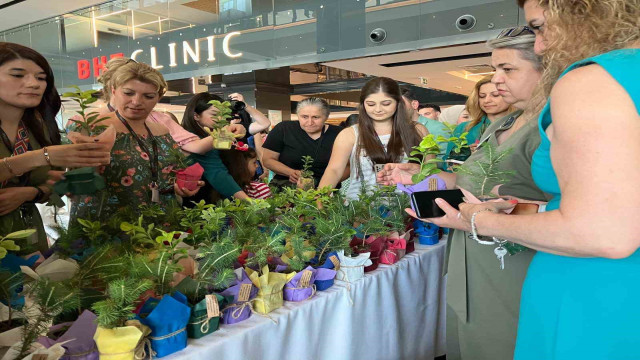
[263,121,341,184]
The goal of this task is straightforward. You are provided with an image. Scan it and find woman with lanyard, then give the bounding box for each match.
[0,43,110,251]
[444,75,511,166]
[318,77,427,200]
[70,60,184,222]
[68,58,246,158]
[262,97,342,191]
[378,26,551,360]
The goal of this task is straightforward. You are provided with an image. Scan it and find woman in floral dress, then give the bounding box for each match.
[71,60,181,222]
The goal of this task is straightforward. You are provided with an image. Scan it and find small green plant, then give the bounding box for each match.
[408,134,443,184]
[63,86,108,136]
[438,123,470,157]
[206,100,234,130]
[167,147,194,170]
[456,141,515,198]
[300,155,314,179]
[92,278,153,329]
[17,278,80,359]
[0,229,32,259]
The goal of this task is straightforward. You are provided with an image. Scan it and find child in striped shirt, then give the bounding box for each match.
[220,146,271,200]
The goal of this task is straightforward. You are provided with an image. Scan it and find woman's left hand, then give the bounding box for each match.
[228,93,245,102]
[405,198,472,232]
[0,187,36,215]
[174,181,205,198]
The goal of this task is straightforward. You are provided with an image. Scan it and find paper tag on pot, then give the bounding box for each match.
[238,283,252,302]
[206,295,220,318]
[299,270,312,288]
[329,255,340,270]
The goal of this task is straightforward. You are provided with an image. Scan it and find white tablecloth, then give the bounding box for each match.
[166,240,447,360]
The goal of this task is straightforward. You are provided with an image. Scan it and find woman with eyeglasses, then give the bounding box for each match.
[461,0,638,358]
[0,43,111,251]
[377,27,549,360]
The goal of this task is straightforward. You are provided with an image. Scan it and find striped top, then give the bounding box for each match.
[246,181,272,199]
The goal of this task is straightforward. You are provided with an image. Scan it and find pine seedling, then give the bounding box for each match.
[456,141,515,198]
[130,250,183,296]
[92,278,153,329]
[17,278,80,359]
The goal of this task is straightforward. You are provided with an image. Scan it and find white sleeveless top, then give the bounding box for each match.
[345,125,409,200]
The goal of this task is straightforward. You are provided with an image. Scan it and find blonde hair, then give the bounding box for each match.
[531,0,640,114]
[464,75,494,131]
[98,58,167,102]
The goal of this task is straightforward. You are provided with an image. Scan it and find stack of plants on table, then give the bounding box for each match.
[0,183,420,359]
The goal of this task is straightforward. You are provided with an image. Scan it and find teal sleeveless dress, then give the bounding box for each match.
[515,49,640,359]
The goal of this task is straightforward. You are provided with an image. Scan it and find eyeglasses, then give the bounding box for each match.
[496,26,534,39]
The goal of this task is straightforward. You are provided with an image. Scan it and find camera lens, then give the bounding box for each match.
[229,100,246,112]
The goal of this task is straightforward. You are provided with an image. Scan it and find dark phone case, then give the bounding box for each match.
[410,189,465,218]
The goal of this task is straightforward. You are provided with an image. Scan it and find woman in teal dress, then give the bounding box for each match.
[453,0,640,358]
[71,60,183,222]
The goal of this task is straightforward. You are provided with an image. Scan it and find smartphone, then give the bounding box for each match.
[410,189,465,218]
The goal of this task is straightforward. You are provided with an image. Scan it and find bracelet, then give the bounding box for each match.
[42,147,52,166]
[31,186,45,203]
[470,209,495,245]
[3,157,22,176]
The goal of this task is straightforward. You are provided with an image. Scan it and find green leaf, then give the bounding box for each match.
[3,229,36,240]
[0,240,20,251]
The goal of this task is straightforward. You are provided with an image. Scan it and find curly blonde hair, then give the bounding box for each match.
[98,58,167,102]
[535,0,640,100]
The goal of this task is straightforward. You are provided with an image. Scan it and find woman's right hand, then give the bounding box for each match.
[289,169,301,184]
[376,163,420,186]
[47,143,111,168]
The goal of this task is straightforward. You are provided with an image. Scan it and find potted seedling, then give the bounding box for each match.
[173,234,238,339]
[297,155,315,191]
[56,86,115,196]
[244,230,292,314]
[203,100,241,150]
[167,147,204,192]
[92,278,154,360]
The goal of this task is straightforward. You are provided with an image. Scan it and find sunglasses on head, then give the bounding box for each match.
[496,26,534,39]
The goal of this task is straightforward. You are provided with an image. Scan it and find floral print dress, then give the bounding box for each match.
[70,132,179,222]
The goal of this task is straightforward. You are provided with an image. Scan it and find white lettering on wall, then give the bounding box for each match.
[130,49,143,61]
[223,32,243,58]
[168,43,178,67]
[183,40,200,64]
[150,47,163,69]
[206,36,215,62]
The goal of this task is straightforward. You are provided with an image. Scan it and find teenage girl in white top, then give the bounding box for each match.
[318,77,429,200]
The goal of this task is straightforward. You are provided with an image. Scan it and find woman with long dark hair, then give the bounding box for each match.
[181,92,250,203]
[318,77,427,199]
[0,42,110,250]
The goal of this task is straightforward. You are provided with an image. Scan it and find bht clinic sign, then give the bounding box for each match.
[77,31,243,80]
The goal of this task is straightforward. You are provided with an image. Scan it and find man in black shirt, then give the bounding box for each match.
[262,98,342,190]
